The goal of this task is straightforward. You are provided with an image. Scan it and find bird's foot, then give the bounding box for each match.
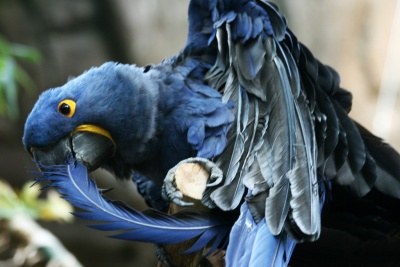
[162,157,224,207]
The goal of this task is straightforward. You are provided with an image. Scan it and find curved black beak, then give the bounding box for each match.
[31,127,116,172]
[31,136,71,168]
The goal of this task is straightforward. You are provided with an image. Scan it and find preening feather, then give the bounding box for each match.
[262,41,297,236]
[203,0,322,241]
[209,85,248,210]
[35,157,231,253]
[288,90,320,239]
[207,23,253,210]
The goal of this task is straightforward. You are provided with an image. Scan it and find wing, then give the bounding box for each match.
[183,0,400,244]
[184,0,320,242]
[299,41,400,200]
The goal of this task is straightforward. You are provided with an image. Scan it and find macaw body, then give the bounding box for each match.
[23,0,400,266]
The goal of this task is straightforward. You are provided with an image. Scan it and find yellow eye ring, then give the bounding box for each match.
[58,99,76,118]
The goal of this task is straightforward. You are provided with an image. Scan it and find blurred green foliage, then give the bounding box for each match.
[0,180,74,222]
[0,35,41,120]
[0,36,74,222]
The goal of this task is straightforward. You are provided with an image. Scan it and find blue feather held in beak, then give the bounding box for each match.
[34,155,233,254]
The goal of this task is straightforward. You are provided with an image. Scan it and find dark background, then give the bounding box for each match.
[0,0,399,266]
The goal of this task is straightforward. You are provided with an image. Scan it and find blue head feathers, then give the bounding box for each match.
[23,60,234,182]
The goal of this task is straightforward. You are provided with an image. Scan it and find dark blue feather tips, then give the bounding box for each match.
[188,0,279,52]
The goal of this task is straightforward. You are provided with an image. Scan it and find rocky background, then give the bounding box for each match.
[0,0,399,266]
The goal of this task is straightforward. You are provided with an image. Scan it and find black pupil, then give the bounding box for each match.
[59,103,70,115]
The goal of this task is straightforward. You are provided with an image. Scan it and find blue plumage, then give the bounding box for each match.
[133,173,168,212]
[226,201,296,267]
[23,0,400,266]
[36,157,231,253]
[24,59,234,183]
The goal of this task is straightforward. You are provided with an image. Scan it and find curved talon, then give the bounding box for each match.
[161,182,195,207]
[207,173,223,187]
[172,198,195,207]
[204,162,224,187]
[162,170,195,207]
[181,157,224,187]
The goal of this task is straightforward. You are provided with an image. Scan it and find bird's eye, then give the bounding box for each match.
[58,99,76,118]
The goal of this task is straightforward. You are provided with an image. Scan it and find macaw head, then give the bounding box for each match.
[23,62,159,179]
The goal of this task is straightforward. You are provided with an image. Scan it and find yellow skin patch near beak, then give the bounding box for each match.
[71,124,116,147]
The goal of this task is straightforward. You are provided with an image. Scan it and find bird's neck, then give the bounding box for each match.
[127,68,197,184]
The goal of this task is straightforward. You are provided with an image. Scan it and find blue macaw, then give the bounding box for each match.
[23,0,400,266]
